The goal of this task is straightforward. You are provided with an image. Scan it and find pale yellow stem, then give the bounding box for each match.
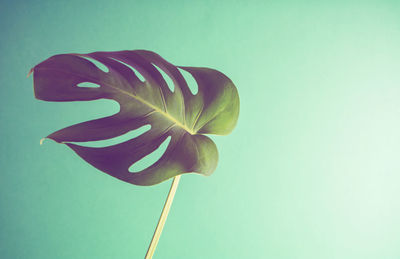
[145,175,181,259]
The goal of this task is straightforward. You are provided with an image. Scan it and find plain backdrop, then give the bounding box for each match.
[1,0,400,258]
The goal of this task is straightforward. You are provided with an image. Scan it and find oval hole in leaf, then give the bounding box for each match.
[77,82,100,88]
[179,68,198,95]
[110,58,145,82]
[129,136,171,173]
[153,64,175,92]
[80,56,109,73]
[71,124,151,147]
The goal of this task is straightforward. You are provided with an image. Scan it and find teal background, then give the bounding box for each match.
[1,0,400,258]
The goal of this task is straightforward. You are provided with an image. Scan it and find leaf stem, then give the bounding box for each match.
[145,175,181,259]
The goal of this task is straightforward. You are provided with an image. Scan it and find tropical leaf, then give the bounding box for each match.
[32,50,239,186]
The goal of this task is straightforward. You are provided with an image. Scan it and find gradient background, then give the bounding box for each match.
[1,0,400,258]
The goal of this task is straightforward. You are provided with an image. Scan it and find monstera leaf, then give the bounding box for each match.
[32,50,239,186]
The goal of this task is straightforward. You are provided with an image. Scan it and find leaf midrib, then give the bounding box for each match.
[113,86,195,135]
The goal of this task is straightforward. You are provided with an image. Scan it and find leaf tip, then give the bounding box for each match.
[27,68,33,78]
[39,138,47,145]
